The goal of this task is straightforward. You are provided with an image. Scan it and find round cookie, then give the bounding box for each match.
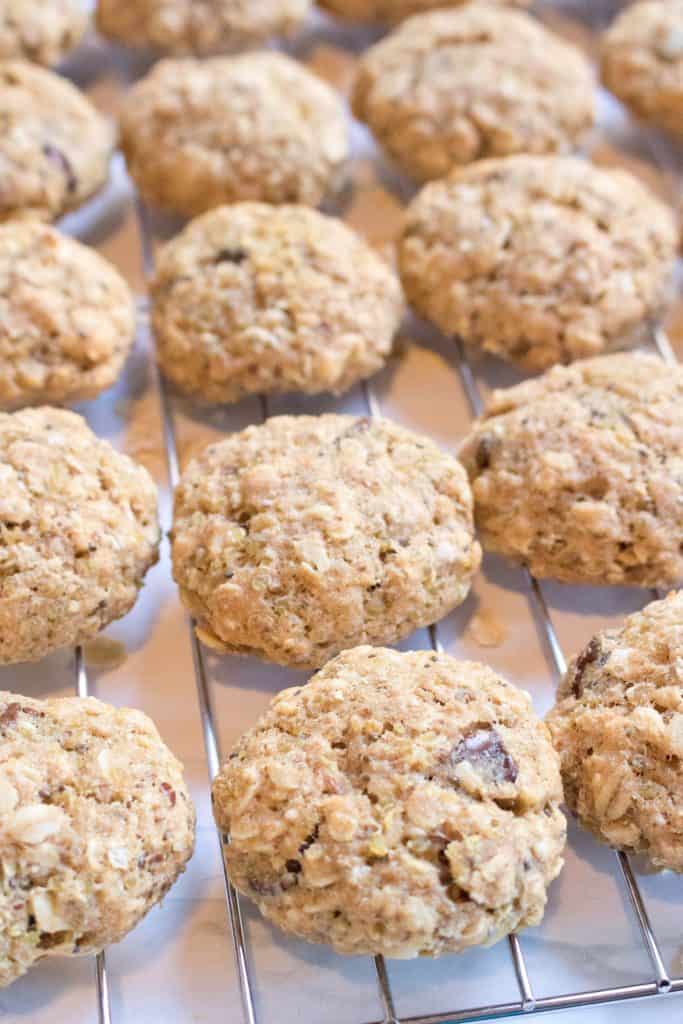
[399,156,677,371]
[119,53,348,218]
[0,407,160,664]
[320,0,530,24]
[213,645,566,957]
[0,61,113,222]
[0,690,195,987]
[96,0,311,55]
[172,415,481,668]
[0,222,135,406]
[459,353,683,587]
[151,203,403,403]
[0,0,87,65]
[351,7,594,183]
[547,591,683,872]
[601,1,683,140]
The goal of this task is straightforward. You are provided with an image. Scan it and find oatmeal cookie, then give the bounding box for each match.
[320,0,530,24]
[213,645,565,957]
[151,203,403,403]
[0,0,87,65]
[172,415,481,668]
[351,7,594,183]
[0,407,160,664]
[399,156,677,371]
[0,61,113,222]
[547,591,683,871]
[119,53,348,218]
[0,221,135,406]
[602,1,683,140]
[96,0,310,54]
[0,691,195,987]
[459,353,683,587]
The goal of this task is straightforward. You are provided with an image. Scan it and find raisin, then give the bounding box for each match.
[570,637,606,698]
[450,727,518,784]
[475,435,496,471]
[0,703,21,728]
[214,246,247,264]
[298,824,319,854]
[160,782,176,806]
[42,143,77,194]
[285,859,301,874]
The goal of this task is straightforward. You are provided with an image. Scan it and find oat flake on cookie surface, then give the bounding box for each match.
[459,353,683,588]
[213,645,565,957]
[0,691,195,986]
[548,591,683,872]
[0,407,160,664]
[172,414,480,668]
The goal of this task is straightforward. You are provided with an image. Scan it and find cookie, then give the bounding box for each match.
[351,7,594,184]
[0,61,113,222]
[0,690,195,987]
[0,0,87,65]
[0,407,160,664]
[212,645,566,957]
[602,1,683,140]
[320,0,530,24]
[547,591,683,872]
[459,353,683,587]
[150,203,403,403]
[399,156,677,371]
[172,415,481,668]
[0,222,135,406]
[96,0,311,55]
[119,53,348,218]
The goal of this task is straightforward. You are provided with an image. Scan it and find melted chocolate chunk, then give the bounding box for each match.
[285,859,301,874]
[43,143,77,194]
[450,727,518,785]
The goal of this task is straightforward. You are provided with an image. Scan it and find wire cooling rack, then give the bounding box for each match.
[3,2,683,1023]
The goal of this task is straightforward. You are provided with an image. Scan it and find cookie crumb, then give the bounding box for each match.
[468,608,507,649]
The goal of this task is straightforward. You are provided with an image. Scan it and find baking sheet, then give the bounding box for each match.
[2,3,683,1022]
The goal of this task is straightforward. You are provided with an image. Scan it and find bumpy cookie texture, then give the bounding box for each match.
[548,592,683,871]
[459,353,683,587]
[400,156,677,371]
[320,0,530,25]
[0,61,113,222]
[151,203,403,403]
[97,0,311,54]
[0,691,195,987]
[213,646,565,957]
[0,407,160,664]
[0,0,87,65]
[120,53,348,218]
[602,1,683,139]
[0,222,135,406]
[172,415,480,668]
[351,8,594,183]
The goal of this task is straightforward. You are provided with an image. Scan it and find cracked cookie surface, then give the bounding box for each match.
[0,407,160,664]
[172,414,480,668]
[547,591,683,871]
[400,156,677,371]
[120,53,348,218]
[0,221,135,406]
[0,61,113,222]
[602,0,683,139]
[320,0,530,25]
[0,690,195,987]
[213,645,565,957]
[96,0,311,54]
[151,203,403,402]
[0,0,87,65]
[459,353,683,587]
[351,7,594,183]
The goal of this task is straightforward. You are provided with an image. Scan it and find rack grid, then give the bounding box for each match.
[6,2,683,1022]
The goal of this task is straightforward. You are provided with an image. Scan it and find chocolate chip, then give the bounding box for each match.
[160,782,176,806]
[42,143,77,194]
[285,859,301,874]
[450,727,518,784]
[570,637,606,698]
[214,246,247,264]
[475,435,496,471]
